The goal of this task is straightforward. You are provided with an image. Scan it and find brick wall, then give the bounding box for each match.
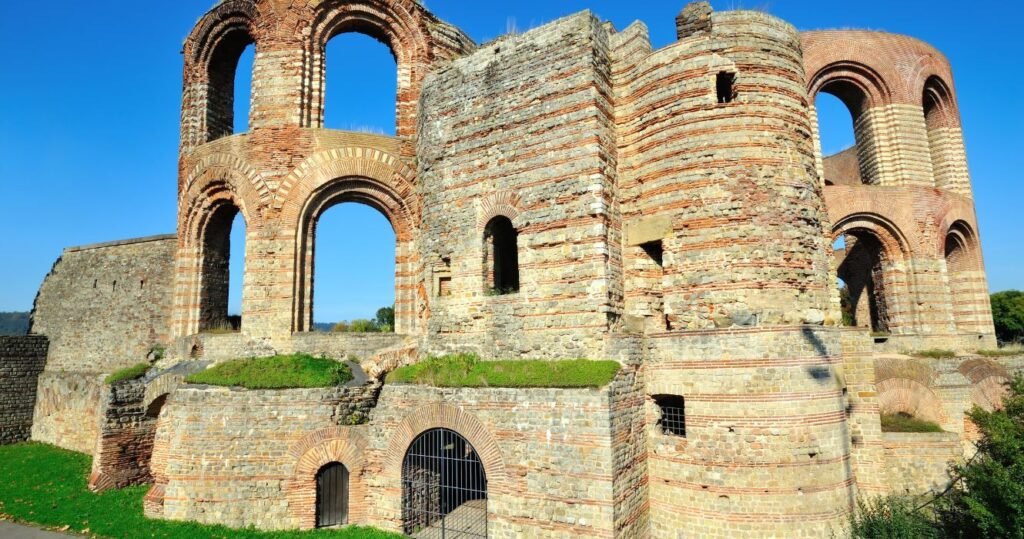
[0,336,48,444]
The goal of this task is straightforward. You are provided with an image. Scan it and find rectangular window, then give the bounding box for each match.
[717,71,736,104]
[653,394,686,436]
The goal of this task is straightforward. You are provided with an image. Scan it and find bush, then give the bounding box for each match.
[348,319,378,333]
[936,375,1024,538]
[105,363,152,384]
[880,412,944,433]
[185,354,352,389]
[850,494,939,538]
[387,354,621,388]
[991,291,1024,344]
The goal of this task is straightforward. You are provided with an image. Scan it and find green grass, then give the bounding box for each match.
[185,354,353,390]
[105,363,152,384]
[880,412,944,433]
[386,354,620,388]
[910,349,957,359]
[977,345,1024,357]
[0,442,400,538]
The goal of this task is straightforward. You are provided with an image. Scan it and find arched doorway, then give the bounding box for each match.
[316,462,350,528]
[402,428,488,538]
[198,203,246,333]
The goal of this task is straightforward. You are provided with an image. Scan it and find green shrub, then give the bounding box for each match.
[936,375,1024,537]
[991,291,1024,344]
[105,363,152,384]
[849,494,939,538]
[880,412,944,433]
[911,349,957,359]
[348,319,379,333]
[387,354,620,388]
[185,354,352,389]
[0,442,401,538]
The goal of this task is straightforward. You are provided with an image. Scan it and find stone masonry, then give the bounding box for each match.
[0,336,48,444]
[23,1,1009,538]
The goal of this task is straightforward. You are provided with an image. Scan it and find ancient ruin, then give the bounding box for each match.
[1,1,1019,537]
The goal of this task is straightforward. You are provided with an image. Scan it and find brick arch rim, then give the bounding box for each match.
[285,428,369,529]
[383,403,509,494]
[181,152,271,205]
[808,61,892,112]
[184,0,258,74]
[181,183,254,250]
[298,176,413,242]
[875,377,948,424]
[832,213,911,262]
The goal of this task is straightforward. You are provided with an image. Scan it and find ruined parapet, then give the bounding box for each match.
[0,336,48,445]
[675,1,712,39]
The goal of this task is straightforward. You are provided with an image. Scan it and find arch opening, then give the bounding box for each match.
[402,428,488,538]
[312,202,396,332]
[199,203,246,332]
[945,221,977,332]
[815,81,874,186]
[923,76,956,189]
[316,462,350,528]
[483,216,519,295]
[836,231,890,333]
[204,27,255,141]
[322,32,397,134]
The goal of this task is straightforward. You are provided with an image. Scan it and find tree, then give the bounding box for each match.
[936,375,1024,538]
[991,291,1024,344]
[375,305,395,333]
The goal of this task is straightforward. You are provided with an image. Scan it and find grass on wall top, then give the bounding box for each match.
[185,354,353,390]
[386,354,621,388]
[880,412,944,433]
[105,363,152,384]
[0,442,401,538]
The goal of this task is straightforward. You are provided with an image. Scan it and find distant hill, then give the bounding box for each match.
[313,322,335,332]
[0,312,30,336]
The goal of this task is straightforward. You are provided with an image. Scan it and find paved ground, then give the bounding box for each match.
[0,521,77,538]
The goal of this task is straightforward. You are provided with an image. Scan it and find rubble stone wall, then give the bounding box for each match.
[0,336,48,444]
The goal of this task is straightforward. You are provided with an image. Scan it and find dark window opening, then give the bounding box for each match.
[641,240,664,268]
[316,462,350,528]
[836,233,889,333]
[716,72,736,104]
[653,394,686,437]
[145,394,168,419]
[484,216,519,295]
[402,428,487,538]
[199,205,246,332]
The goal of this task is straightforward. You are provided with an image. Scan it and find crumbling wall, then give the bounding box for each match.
[416,11,620,360]
[0,336,48,444]
[30,235,176,453]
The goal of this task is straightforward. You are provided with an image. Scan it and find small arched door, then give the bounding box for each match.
[402,428,488,537]
[316,462,349,528]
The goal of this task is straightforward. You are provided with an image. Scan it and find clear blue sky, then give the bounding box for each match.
[1,1,1020,323]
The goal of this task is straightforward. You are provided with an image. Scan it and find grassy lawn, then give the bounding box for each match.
[105,363,152,384]
[386,354,620,388]
[185,354,353,390]
[880,412,944,433]
[0,443,399,538]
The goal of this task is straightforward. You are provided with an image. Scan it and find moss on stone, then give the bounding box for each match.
[186,354,353,390]
[880,413,944,433]
[386,354,620,388]
[105,363,151,384]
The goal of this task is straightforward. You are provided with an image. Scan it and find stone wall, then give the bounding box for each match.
[417,11,620,360]
[882,432,961,495]
[31,235,176,373]
[31,371,105,453]
[145,380,631,537]
[0,336,48,444]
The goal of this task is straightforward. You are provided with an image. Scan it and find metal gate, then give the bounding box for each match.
[316,462,349,528]
[402,428,487,538]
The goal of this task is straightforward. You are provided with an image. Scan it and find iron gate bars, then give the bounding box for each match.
[402,428,488,538]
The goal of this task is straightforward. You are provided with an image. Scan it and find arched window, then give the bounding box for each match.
[316,462,350,528]
[945,222,977,332]
[402,428,487,538]
[836,232,889,333]
[204,29,255,141]
[145,394,169,419]
[483,216,519,295]
[923,76,956,190]
[199,204,246,332]
[815,81,875,186]
[313,203,396,332]
[321,31,397,133]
